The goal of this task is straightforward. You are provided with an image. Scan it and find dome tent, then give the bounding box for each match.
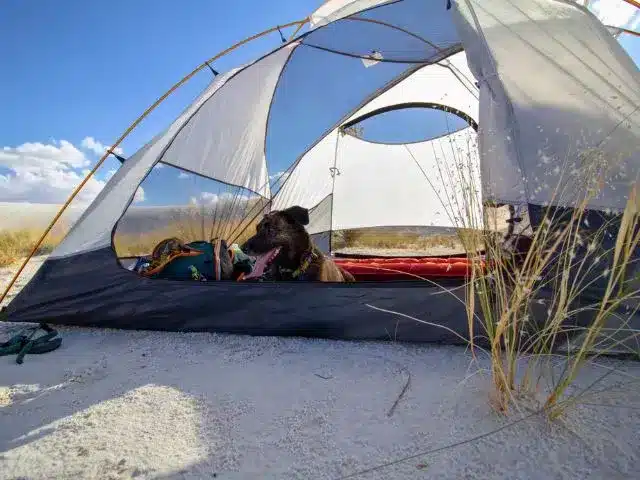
[2,0,639,346]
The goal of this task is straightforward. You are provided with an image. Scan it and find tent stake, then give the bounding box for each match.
[0,17,309,307]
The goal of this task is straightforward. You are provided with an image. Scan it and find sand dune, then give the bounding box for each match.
[0,201,260,235]
[0,202,209,234]
[0,202,84,230]
[1,202,514,236]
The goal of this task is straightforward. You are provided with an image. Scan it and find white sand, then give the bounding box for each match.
[1,259,640,479]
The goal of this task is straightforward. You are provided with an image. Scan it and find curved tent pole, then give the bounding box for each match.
[0,18,309,306]
[341,102,479,133]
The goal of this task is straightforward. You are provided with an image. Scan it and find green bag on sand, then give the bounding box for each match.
[0,323,62,364]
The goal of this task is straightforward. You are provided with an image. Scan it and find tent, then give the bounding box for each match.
[2,0,639,347]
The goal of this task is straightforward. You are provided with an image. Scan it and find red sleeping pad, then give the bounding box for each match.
[334,256,485,281]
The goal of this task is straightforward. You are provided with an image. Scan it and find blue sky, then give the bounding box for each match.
[0,0,321,206]
[0,0,638,208]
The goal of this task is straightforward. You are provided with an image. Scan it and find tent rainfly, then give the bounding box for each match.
[2,0,639,347]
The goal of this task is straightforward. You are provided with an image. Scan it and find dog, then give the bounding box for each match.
[241,205,355,282]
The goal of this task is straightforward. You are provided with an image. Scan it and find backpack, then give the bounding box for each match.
[141,238,233,281]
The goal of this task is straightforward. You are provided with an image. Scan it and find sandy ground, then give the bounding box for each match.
[1,258,640,479]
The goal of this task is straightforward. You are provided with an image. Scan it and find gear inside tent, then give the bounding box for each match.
[2,0,639,350]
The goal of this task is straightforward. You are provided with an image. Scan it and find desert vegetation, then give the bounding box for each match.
[0,226,68,268]
[331,227,486,254]
[424,145,640,418]
[0,214,474,267]
[113,205,265,257]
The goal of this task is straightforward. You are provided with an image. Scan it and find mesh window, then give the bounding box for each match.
[113,163,269,259]
[345,106,473,144]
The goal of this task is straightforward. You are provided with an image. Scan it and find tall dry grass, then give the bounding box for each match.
[114,204,264,256]
[0,226,68,268]
[113,218,260,256]
[0,202,266,267]
[356,124,640,418]
[468,189,639,417]
[456,147,640,417]
[331,227,486,253]
[335,229,454,250]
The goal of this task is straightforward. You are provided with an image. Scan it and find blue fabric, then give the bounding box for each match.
[151,241,215,281]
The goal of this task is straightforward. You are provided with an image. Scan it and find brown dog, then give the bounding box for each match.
[241,206,355,282]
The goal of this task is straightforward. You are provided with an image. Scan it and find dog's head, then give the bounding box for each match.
[241,206,311,277]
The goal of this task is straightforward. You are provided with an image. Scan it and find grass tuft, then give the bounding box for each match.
[455,148,640,417]
[0,228,66,268]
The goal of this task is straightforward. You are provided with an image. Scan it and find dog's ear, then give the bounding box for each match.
[281,206,309,226]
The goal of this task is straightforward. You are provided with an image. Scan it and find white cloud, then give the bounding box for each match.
[1,140,89,170]
[0,139,143,205]
[81,136,124,156]
[200,192,219,204]
[269,170,290,183]
[178,172,190,179]
[190,191,254,206]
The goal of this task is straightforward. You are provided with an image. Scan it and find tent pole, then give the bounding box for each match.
[328,129,341,254]
[0,18,309,307]
[606,25,640,37]
[622,0,640,9]
[289,18,309,40]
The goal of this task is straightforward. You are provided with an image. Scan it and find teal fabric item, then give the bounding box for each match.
[229,243,255,274]
[0,323,62,364]
[151,241,215,281]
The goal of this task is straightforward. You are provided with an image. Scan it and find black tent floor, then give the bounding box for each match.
[1,247,490,346]
[2,249,639,359]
